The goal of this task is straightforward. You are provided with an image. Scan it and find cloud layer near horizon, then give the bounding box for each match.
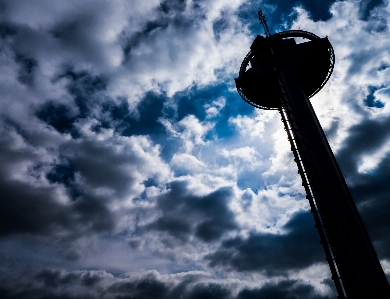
[1,0,390,298]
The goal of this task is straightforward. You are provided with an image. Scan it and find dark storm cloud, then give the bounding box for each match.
[1,271,204,299]
[185,283,230,299]
[206,211,325,274]
[328,92,390,261]
[345,153,390,259]
[0,127,123,238]
[237,279,334,299]
[351,154,390,206]
[108,274,170,299]
[109,275,229,299]
[15,53,38,86]
[0,268,332,299]
[336,116,390,179]
[0,22,17,38]
[35,269,103,289]
[0,269,109,299]
[0,173,114,237]
[147,180,237,243]
[67,136,167,199]
[1,62,169,239]
[0,175,70,236]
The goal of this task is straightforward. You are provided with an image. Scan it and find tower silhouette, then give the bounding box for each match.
[235,11,390,298]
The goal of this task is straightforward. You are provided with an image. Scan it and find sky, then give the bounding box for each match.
[0,0,390,298]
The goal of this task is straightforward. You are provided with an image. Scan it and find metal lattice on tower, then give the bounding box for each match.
[235,10,390,299]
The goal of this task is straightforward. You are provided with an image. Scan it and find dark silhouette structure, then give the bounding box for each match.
[235,11,390,298]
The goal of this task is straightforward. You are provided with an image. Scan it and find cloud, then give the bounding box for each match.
[0,267,333,299]
[111,0,251,99]
[206,211,325,275]
[35,269,104,289]
[0,122,113,238]
[147,180,237,243]
[1,0,390,298]
[170,153,206,175]
[237,279,334,299]
[0,116,169,239]
[228,109,276,139]
[358,0,387,20]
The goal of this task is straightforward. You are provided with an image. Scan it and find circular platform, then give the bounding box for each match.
[235,30,335,110]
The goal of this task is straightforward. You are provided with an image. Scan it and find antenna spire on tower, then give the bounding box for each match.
[258,10,271,37]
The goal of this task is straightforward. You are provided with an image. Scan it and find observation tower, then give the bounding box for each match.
[235,11,390,298]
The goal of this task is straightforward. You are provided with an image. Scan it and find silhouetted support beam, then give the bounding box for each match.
[273,43,390,299]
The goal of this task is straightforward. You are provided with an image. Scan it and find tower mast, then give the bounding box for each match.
[235,11,390,298]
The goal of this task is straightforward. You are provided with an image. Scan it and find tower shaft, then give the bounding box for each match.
[273,44,390,298]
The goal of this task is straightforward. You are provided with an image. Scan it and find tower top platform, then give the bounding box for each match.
[235,30,335,109]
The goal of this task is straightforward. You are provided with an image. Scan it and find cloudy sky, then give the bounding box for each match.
[0,0,390,298]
